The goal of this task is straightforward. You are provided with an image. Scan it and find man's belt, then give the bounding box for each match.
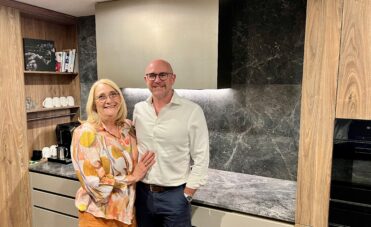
[140,182,184,193]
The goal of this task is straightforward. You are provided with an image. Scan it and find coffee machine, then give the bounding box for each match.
[49,121,80,164]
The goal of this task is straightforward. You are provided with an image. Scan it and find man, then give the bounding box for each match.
[133,59,209,227]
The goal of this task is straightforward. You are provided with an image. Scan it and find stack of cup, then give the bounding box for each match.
[42,96,74,108]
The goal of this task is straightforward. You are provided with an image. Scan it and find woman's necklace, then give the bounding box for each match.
[103,124,126,147]
[103,123,120,138]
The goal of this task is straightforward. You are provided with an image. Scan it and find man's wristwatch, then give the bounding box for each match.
[184,193,193,203]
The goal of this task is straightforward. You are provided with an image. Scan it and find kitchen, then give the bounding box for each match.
[1,0,370,227]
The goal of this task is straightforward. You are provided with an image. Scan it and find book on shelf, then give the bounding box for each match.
[55,51,63,72]
[68,49,76,73]
[55,49,76,73]
[63,50,69,73]
[23,38,56,71]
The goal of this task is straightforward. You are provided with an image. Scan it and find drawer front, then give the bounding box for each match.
[33,207,78,227]
[191,205,294,227]
[32,189,78,217]
[30,172,80,197]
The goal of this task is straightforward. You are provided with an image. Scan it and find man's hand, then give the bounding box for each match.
[184,187,196,196]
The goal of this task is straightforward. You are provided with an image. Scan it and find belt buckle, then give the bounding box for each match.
[149,184,164,192]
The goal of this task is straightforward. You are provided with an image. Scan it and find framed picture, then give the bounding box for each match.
[23,38,56,71]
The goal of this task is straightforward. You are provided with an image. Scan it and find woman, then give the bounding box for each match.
[71,79,155,227]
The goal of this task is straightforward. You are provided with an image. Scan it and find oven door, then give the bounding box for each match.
[329,198,371,227]
[330,141,371,227]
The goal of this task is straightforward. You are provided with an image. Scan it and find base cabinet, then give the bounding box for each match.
[30,172,80,227]
[191,205,294,227]
[30,172,293,227]
[33,207,78,227]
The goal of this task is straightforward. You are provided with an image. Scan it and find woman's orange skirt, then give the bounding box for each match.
[79,211,136,227]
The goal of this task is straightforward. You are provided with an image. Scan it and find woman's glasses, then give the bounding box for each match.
[95,91,120,103]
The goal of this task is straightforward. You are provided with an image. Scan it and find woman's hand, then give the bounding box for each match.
[125,151,155,184]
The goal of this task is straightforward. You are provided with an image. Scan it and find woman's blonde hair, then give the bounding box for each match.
[84,79,128,127]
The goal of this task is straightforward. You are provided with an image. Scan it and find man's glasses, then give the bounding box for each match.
[145,72,173,81]
[95,91,120,103]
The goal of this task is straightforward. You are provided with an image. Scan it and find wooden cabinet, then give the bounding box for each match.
[21,15,81,157]
[335,0,371,119]
[296,0,371,226]
[29,172,80,227]
[191,205,293,227]
[295,0,342,226]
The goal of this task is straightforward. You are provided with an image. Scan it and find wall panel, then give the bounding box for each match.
[0,5,31,227]
[295,0,343,226]
[336,0,371,119]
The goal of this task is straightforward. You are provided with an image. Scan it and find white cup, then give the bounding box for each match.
[49,145,58,157]
[42,147,51,158]
[42,97,53,108]
[52,97,61,108]
[67,96,75,106]
[60,96,68,107]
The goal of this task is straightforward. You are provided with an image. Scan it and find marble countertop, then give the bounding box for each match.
[29,161,296,223]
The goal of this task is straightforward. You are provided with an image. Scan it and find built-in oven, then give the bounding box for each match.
[329,119,371,227]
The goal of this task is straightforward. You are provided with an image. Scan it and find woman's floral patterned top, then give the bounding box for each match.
[71,121,137,224]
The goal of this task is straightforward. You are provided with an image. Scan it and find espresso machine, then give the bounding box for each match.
[48,121,80,164]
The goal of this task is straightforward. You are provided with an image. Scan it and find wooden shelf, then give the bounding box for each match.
[27,113,77,122]
[24,71,78,76]
[26,106,79,114]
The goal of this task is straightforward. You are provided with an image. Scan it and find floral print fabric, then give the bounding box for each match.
[71,121,137,224]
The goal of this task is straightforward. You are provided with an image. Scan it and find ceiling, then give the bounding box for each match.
[15,0,111,17]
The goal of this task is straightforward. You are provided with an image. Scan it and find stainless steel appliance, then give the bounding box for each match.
[48,121,80,164]
[329,119,371,227]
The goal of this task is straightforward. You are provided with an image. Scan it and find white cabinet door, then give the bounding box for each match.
[33,207,78,227]
[30,172,80,227]
[191,205,293,227]
[30,172,80,197]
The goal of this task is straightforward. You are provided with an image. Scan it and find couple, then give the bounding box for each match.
[71,59,209,227]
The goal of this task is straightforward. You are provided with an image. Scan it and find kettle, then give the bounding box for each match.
[57,146,69,160]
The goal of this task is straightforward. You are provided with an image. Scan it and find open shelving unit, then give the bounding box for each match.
[21,14,81,157]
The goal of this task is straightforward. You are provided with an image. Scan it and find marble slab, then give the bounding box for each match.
[29,161,77,180]
[29,162,296,223]
[194,168,296,223]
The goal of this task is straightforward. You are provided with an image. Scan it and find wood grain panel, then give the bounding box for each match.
[21,15,77,51]
[27,111,72,157]
[0,5,32,227]
[295,0,343,226]
[336,0,371,119]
